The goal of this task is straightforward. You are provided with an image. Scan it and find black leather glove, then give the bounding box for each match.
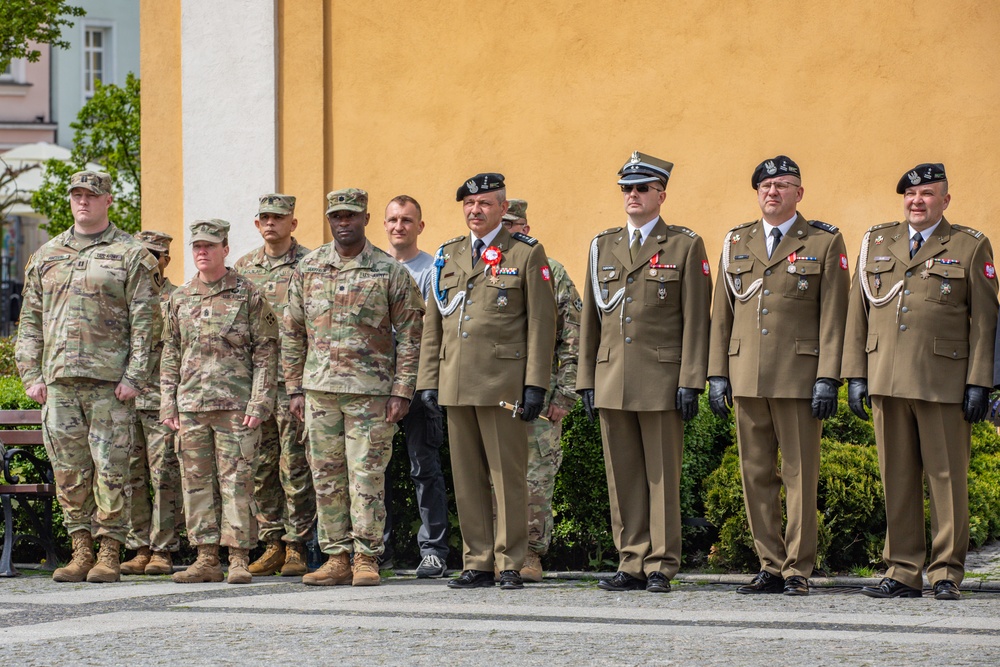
[578,388,596,422]
[676,387,701,422]
[707,376,733,418]
[521,386,546,422]
[963,385,991,424]
[847,378,870,421]
[810,377,840,420]
[420,389,442,419]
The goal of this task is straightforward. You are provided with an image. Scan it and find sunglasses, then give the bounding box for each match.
[620,184,663,193]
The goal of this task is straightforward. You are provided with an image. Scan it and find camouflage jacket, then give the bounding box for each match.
[160,270,278,421]
[546,258,582,412]
[136,278,177,411]
[16,223,160,388]
[282,239,424,398]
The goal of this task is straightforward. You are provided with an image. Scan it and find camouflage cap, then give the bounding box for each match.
[326,188,368,214]
[189,219,230,244]
[134,230,175,254]
[68,170,112,195]
[502,199,528,222]
[258,193,296,216]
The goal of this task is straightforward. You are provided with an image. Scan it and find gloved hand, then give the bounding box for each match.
[578,388,596,422]
[963,385,991,424]
[847,378,871,421]
[676,387,701,422]
[521,386,546,422]
[708,376,733,418]
[811,377,840,420]
[421,389,442,419]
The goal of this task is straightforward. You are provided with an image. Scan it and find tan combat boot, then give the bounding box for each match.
[247,539,284,575]
[227,548,252,584]
[520,551,543,583]
[144,550,173,575]
[52,531,95,582]
[352,553,381,587]
[280,542,309,577]
[120,546,152,575]
[172,544,225,583]
[87,537,123,583]
[302,553,352,586]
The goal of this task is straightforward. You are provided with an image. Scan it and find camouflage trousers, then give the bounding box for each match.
[42,379,134,543]
[304,391,395,557]
[177,411,259,549]
[124,410,184,552]
[526,416,564,555]
[253,385,315,543]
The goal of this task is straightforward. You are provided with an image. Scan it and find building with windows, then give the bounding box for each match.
[0,45,57,150]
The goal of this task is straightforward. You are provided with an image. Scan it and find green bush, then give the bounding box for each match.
[0,336,17,378]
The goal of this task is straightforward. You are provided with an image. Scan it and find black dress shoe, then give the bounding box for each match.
[861,577,922,598]
[933,579,961,600]
[783,575,809,596]
[646,572,671,593]
[447,570,495,589]
[498,570,524,590]
[598,571,646,591]
[736,570,784,594]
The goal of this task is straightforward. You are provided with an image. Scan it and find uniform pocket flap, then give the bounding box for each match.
[597,346,610,362]
[933,338,969,359]
[926,264,965,280]
[795,338,820,356]
[791,262,822,276]
[657,346,682,363]
[726,260,754,275]
[646,268,681,282]
[487,274,523,289]
[495,342,527,360]
[864,258,895,274]
[728,339,740,355]
[865,333,878,353]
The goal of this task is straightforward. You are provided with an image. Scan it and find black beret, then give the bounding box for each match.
[896,163,946,194]
[752,156,801,189]
[618,151,673,186]
[456,172,505,201]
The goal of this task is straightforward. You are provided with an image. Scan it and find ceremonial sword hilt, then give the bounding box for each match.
[498,400,550,421]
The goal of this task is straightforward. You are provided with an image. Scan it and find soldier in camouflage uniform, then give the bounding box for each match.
[283,188,424,587]
[161,219,279,584]
[500,200,580,582]
[120,230,185,575]
[16,171,160,584]
[234,194,315,577]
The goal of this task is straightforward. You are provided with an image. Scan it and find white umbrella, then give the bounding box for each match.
[1,142,103,218]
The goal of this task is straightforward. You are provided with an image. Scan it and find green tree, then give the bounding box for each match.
[0,0,85,72]
[32,73,141,236]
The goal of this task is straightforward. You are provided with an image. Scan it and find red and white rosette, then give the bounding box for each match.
[482,245,502,278]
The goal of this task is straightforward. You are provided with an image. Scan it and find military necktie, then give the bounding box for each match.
[472,239,485,266]
[629,229,642,263]
[768,227,783,259]
[910,232,923,259]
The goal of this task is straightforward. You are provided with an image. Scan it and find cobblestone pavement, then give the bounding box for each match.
[1,566,999,666]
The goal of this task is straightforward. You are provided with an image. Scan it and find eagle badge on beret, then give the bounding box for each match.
[764,160,777,175]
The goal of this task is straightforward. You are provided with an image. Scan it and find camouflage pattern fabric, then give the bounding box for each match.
[127,409,183,552]
[136,277,175,412]
[177,410,259,548]
[42,379,135,543]
[282,239,424,398]
[304,391,395,557]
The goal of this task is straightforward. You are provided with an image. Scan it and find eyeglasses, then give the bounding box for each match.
[502,220,526,228]
[620,184,663,194]
[758,180,799,192]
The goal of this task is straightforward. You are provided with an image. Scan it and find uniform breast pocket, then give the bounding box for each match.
[88,259,128,296]
[39,256,72,291]
[644,269,680,306]
[220,298,249,349]
[924,264,966,306]
[726,260,755,291]
[863,258,896,297]
[353,280,389,328]
[304,291,333,328]
[484,275,524,313]
[784,261,821,299]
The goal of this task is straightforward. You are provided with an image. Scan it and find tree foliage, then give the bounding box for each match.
[32,73,141,236]
[0,0,85,72]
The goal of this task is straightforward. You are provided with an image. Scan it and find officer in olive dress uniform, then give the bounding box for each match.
[577,152,712,593]
[843,163,998,600]
[417,173,557,591]
[707,156,850,596]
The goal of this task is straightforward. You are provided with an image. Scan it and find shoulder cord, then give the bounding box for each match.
[588,236,628,331]
[432,249,466,318]
[857,229,904,321]
[721,230,765,329]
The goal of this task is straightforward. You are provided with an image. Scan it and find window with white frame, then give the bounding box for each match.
[1,59,27,84]
[83,23,114,100]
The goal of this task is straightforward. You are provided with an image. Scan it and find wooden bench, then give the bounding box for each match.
[0,409,58,577]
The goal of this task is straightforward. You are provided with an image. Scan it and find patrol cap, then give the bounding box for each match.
[896,163,947,194]
[326,188,368,214]
[134,230,174,254]
[751,156,801,189]
[502,199,527,222]
[68,170,112,195]
[258,193,296,216]
[617,151,673,187]
[189,219,230,244]
[456,172,505,201]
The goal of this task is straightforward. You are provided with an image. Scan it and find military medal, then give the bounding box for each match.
[489,275,500,285]
[734,276,742,291]
[798,277,809,291]
[786,252,797,274]
[658,285,667,300]
[921,258,933,280]
[874,274,882,291]
[941,279,952,295]
[496,288,508,309]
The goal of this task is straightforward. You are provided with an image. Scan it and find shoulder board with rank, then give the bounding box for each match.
[951,224,984,239]
[441,235,465,246]
[668,224,697,238]
[596,227,623,239]
[808,220,839,234]
[731,220,755,232]
[511,231,538,246]
[868,221,900,232]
